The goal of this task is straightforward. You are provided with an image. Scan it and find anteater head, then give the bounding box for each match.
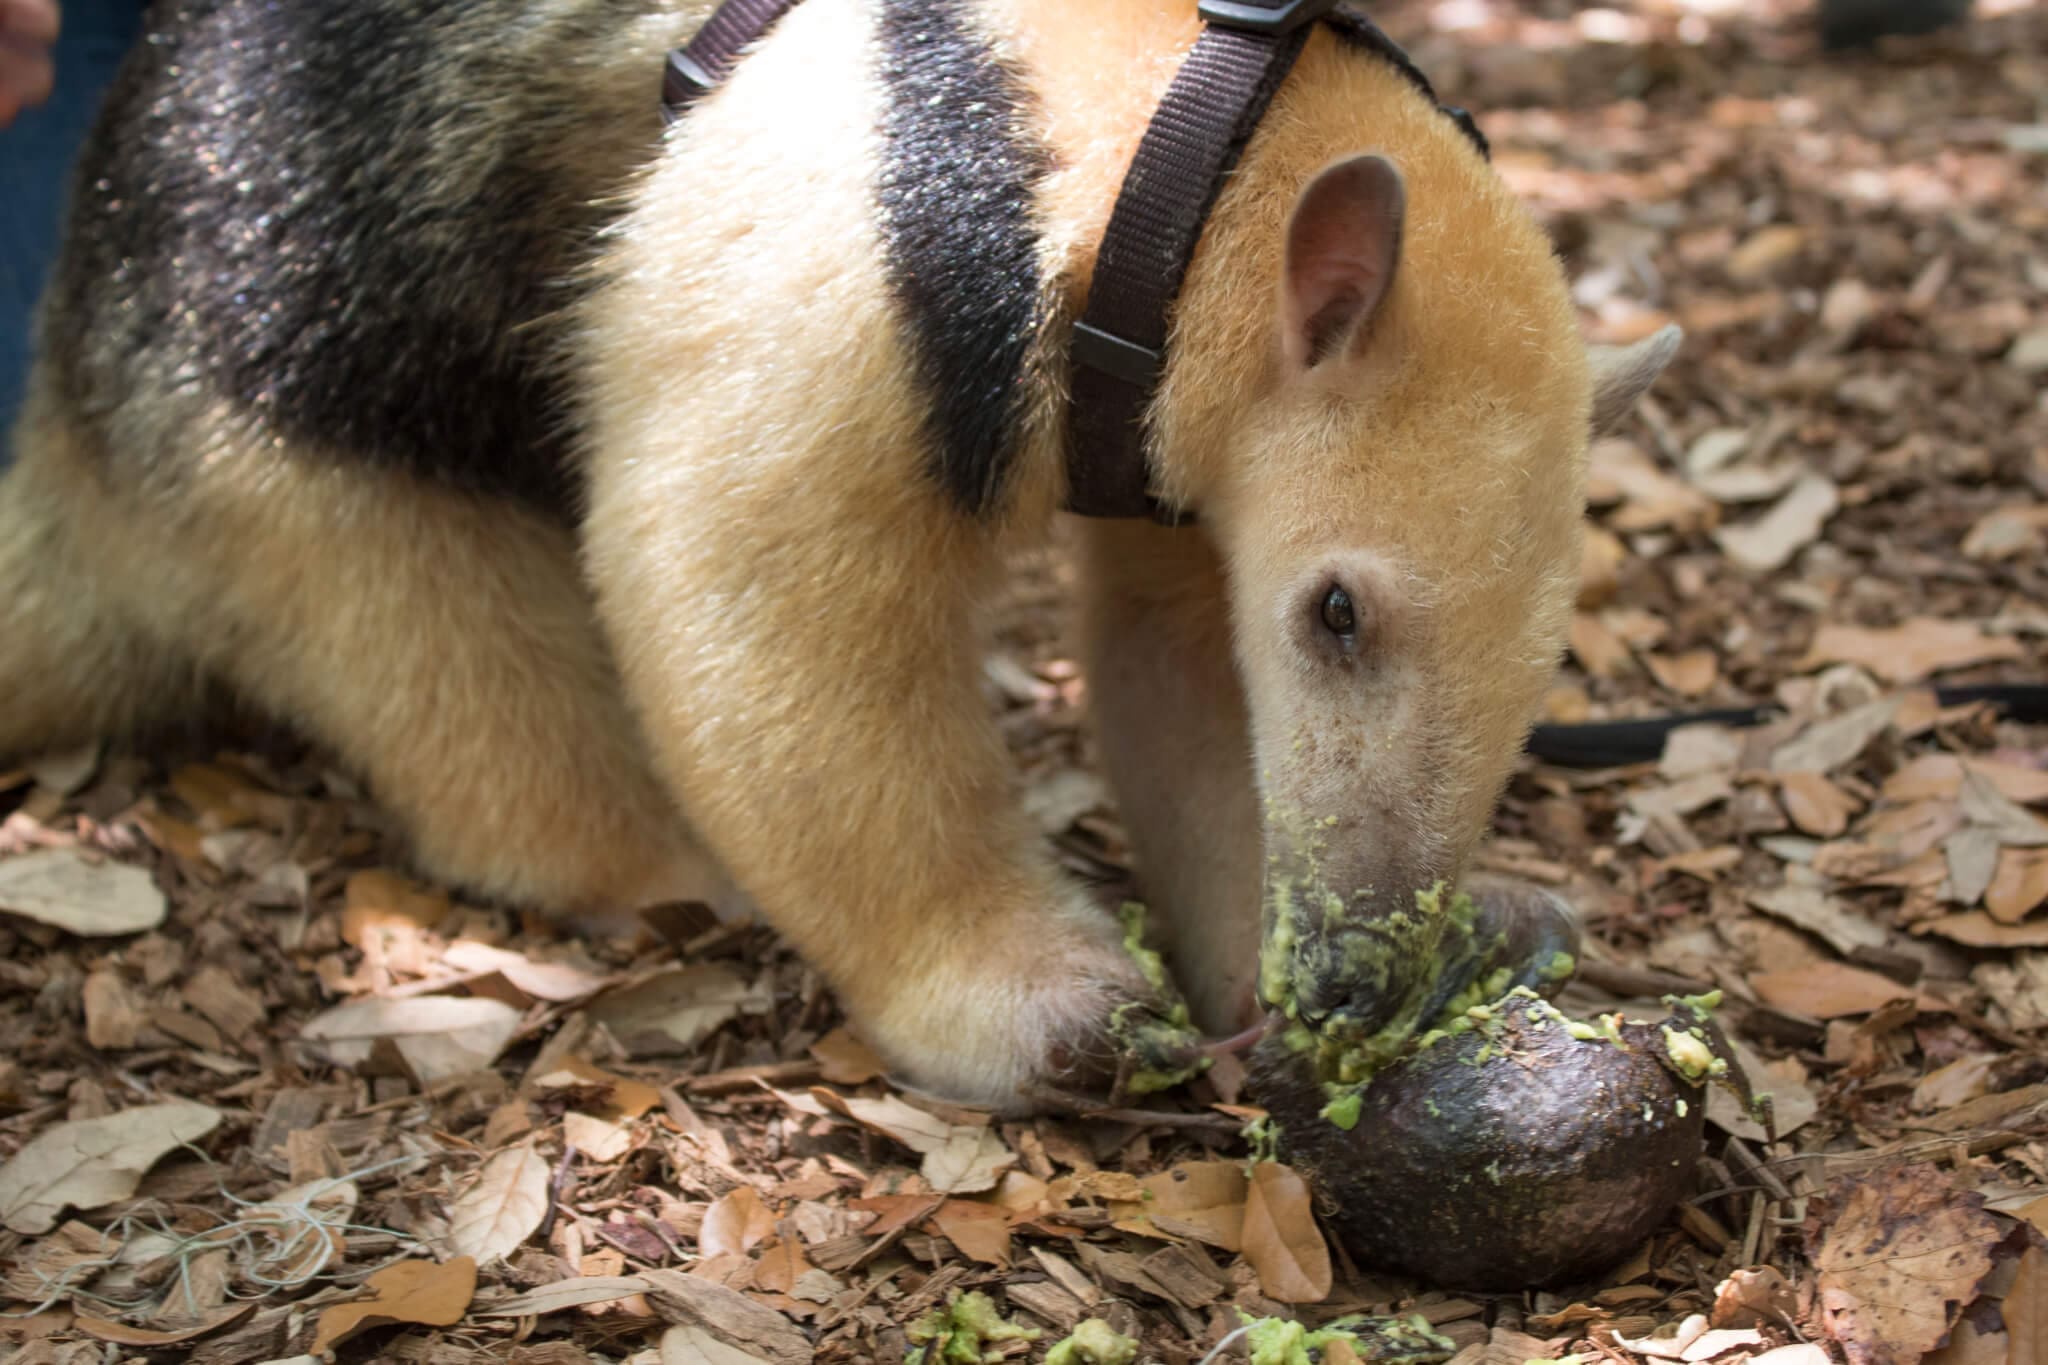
[1146,44,1677,1042]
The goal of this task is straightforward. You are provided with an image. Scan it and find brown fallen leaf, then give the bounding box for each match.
[1780,772,1862,838]
[2010,1245,2046,1365]
[1750,962,1948,1020]
[752,1234,811,1294]
[1647,649,1720,698]
[808,1027,883,1084]
[1914,913,2048,949]
[1910,1055,1998,1114]
[1809,1165,1998,1365]
[1109,1160,1248,1251]
[700,1186,775,1261]
[439,941,608,1003]
[930,1198,1012,1267]
[1988,848,2048,923]
[447,1145,550,1264]
[311,1256,478,1355]
[340,869,451,948]
[1571,612,1634,679]
[1239,1162,1330,1304]
[1801,620,2024,686]
[0,1100,222,1234]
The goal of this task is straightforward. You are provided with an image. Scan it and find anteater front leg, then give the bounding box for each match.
[580,427,1183,1107]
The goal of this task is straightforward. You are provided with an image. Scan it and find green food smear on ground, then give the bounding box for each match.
[1240,1312,1456,1365]
[1319,1089,1363,1130]
[1043,1319,1140,1365]
[905,1290,1041,1364]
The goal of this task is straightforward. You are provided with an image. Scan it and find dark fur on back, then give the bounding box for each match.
[874,0,1047,516]
[40,0,678,513]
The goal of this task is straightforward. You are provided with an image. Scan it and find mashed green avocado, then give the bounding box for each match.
[904,1291,1040,1364]
[1240,1312,1456,1365]
[1044,1320,1140,1365]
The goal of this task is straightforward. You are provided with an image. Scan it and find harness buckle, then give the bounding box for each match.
[1195,0,1340,36]
[661,48,719,119]
[1071,321,1162,389]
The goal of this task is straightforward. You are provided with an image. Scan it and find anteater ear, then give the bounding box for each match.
[1281,154,1406,369]
[1587,325,1682,435]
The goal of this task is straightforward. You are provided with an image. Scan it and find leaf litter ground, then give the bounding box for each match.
[3,2,2047,1361]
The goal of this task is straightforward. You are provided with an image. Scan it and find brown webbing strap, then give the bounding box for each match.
[1065,0,1336,522]
[661,0,802,122]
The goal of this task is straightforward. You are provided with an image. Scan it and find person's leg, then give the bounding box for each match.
[1,0,144,448]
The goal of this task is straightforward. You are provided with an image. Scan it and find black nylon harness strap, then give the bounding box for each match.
[1066,0,1329,522]
[661,0,801,121]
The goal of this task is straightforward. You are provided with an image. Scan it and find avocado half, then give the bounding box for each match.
[1249,993,1723,1290]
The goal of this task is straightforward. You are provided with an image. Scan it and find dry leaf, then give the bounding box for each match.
[447,1146,549,1263]
[813,1091,1013,1194]
[1746,883,1888,957]
[1802,620,2024,685]
[1750,962,1947,1019]
[0,848,167,937]
[1911,1055,1997,1113]
[1781,773,1862,838]
[701,1186,775,1261]
[0,1100,222,1234]
[1110,1161,1248,1251]
[1915,913,2048,949]
[663,1324,776,1365]
[1810,1165,1998,1365]
[563,1111,633,1162]
[478,1274,654,1317]
[2010,1245,2046,1365]
[73,1304,254,1347]
[1648,649,1720,697]
[590,964,767,1053]
[1714,473,1839,572]
[311,1256,477,1354]
[1987,848,2048,923]
[1587,438,1716,534]
[299,995,523,1085]
[931,1199,1012,1267]
[440,941,607,1003]
[1946,828,2005,908]
[1771,698,1900,775]
[1960,769,2048,847]
[1712,1267,1797,1328]
[1571,612,1634,679]
[1239,1162,1330,1304]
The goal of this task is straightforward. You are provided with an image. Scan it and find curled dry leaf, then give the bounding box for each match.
[1714,473,1839,573]
[1108,1160,1248,1251]
[311,1255,477,1355]
[1801,620,2023,686]
[299,994,523,1085]
[590,963,769,1054]
[1809,1164,1998,1365]
[0,1099,221,1234]
[446,1145,550,1263]
[700,1185,775,1261]
[0,847,167,937]
[1749,962,1948,1020]
[1239,1161,1330,1304]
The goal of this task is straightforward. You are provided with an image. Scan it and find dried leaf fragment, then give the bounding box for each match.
[447,1145,550,1263]
[1810,1164,1998,1365]
[311,1255,477,1354]
[299,994,523,1084]
[1240,1161,1330,1304]
[0,848,167,937]
[0,1099,221,1234]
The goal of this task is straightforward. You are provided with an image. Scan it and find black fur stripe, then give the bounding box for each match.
[875,0,1047,516]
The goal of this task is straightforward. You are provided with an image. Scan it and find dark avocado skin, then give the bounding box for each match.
[1250,1009,1706,1291]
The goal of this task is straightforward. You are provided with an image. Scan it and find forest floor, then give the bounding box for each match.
[2,1,2046,1362]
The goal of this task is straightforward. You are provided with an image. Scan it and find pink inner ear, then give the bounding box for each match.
[1282,155,1406,368]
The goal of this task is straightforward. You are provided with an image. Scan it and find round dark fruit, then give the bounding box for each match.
[1249,995,1713,1291]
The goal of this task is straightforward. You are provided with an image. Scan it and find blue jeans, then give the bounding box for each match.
[1,0,145,450]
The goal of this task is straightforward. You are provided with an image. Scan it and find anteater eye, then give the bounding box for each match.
[1320,586,1357,639]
